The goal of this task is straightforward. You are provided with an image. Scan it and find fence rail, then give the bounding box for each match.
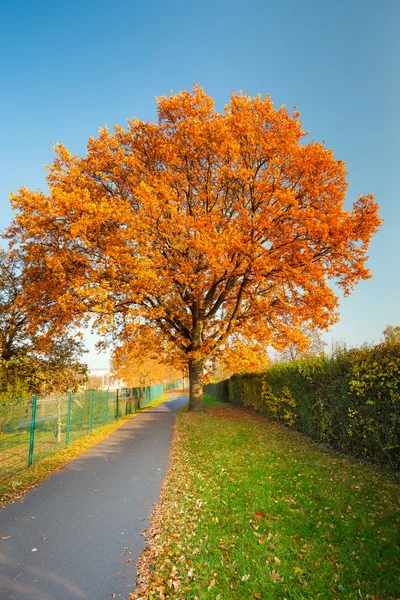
[0,383,165,483]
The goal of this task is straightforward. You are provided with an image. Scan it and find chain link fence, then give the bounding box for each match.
[0,383,165,483]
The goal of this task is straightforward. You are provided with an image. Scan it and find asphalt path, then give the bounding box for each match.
[0,393,187,600]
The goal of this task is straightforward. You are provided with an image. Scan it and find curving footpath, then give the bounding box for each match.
[0,393,187,600]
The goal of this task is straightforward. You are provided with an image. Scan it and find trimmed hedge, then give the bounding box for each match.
[205,343,400,470]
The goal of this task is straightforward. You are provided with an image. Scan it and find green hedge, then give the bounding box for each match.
[205,343,400,470]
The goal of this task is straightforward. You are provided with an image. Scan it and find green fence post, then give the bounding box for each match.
[66,392,72,446]
[28,395,38,467]
[115,389,119,419]
[89,390,94,432]
[105,389,109,422]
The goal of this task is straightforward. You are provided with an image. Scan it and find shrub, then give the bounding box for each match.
[205,342,400,470]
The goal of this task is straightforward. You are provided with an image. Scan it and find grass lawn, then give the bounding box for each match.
[132,396,400,600]
[0,394,169,507]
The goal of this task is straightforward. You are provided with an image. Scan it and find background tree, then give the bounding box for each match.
[0,246,88,429]
[9,86,381,410]
[111,328,181,391]
[0,248,30,361]
[112,348,174,387]
[382,324,400,345]
[31,339,88,396]
[276,327,326,362]
[88,374,104,389]
[34,339,88,442]
[207,335,269,381]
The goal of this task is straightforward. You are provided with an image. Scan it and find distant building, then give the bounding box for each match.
[88,369,124,389]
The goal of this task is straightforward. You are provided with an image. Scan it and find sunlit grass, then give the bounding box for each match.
[133,395,400,599]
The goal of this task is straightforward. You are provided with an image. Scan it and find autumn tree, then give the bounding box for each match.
[88,374,105,389]
[112,346,175,388]
[0,247,88,399]
[111,328,181,390]
[9,86,381,410]
[207,335,269,381]
[382,324,400,345]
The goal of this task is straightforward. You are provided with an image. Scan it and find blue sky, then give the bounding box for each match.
[0,0,398,368]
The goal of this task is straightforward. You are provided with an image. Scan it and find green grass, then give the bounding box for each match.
[0,394,169,507]
[132,395,400,600]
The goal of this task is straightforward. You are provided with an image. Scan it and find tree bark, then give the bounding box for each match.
[188,357,205,412]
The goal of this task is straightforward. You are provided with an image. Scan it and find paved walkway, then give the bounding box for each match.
[0,393,187,600]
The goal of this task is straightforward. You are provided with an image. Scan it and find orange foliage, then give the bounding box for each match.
[111,347,176,388]
[8,86,381,408]
[207,336,269,382]
[111,328,181,387]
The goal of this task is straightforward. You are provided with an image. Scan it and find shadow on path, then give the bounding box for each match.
[0,393,188,600]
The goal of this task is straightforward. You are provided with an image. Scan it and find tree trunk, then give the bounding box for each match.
[188,358,205,412]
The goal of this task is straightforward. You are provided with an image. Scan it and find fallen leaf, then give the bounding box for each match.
[124,558,133,563]
[93,489,100,493]
[1,536,11,540]
[274,556,281,565]
[208,578,216,590]
[254,511,266,520]
[269,569,280,582]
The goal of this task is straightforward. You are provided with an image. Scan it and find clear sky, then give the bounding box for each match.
[0,0,398,368]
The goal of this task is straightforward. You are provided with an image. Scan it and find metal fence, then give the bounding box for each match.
[165,380,182,390]
[0,383,164,483]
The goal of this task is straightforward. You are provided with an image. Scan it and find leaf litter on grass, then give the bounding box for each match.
[130,397,400,600]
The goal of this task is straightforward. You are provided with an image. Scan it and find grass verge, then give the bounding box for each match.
[131,395,400,600]
[0,394,169,508]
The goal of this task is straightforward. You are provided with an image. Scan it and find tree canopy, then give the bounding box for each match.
[9,86,381,410]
